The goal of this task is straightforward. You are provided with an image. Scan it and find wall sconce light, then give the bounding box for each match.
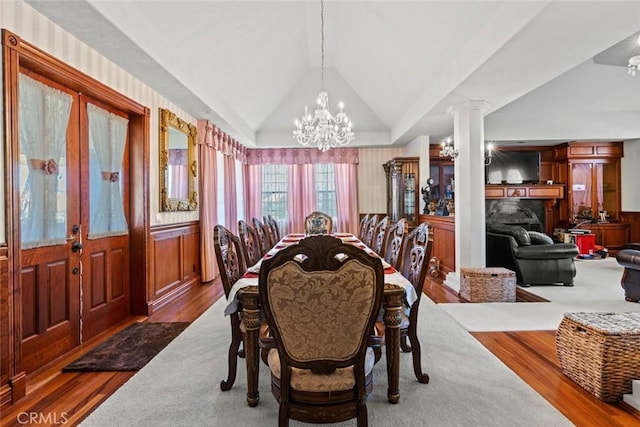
[485,142,494,166]
[439,137,458,160]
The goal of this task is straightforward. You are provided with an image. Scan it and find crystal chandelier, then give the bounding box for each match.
[293,0,354,152]
[628,34,640,76]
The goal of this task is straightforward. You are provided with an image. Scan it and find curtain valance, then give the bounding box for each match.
[197,120,247,163]
[245,147,359,165]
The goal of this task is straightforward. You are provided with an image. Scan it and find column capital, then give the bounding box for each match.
[447,100,491,115]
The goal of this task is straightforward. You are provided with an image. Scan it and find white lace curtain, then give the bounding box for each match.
[87,103,129,239]
[19,74,72,249]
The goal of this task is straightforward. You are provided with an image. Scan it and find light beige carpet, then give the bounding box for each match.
[439,257,640,332]
[81,297,571,426]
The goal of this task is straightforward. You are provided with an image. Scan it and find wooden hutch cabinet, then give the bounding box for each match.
[429,159,455,202]
[383,157,420,227]
[554,141,629,252]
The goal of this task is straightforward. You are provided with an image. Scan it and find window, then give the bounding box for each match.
[262,164,288,228]
[315,164,337,219]
[260,163,338,234]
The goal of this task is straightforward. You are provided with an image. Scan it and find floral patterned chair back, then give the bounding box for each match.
[304,211,333,235]
[358,213,370,241]
[258,235,384,425]
[372,216,389,256]
[238,220,261,269]
[362,214,379,248]
[252,217,271,256]
[383,218,407,270]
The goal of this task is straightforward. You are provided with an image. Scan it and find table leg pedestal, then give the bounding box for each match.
[383,284,404,404]
[239,288,260,407]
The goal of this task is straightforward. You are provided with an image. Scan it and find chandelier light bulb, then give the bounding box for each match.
[439,138,458,160]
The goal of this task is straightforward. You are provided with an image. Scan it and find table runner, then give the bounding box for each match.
[224,233,416,315]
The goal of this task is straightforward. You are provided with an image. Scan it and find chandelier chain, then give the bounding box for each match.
[321,0,325,90]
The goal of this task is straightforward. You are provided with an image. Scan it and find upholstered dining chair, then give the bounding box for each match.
[358,213,370,241]
[238,220,262,268]
[252,217,271,256]
[371,216,389,257]
[213,225,247,391]
[362,214,378,248]
[258,235,384,427]
[383,218,407,270]
[397,222,432,384]
[304,211,333,235]
[263,215,279,248]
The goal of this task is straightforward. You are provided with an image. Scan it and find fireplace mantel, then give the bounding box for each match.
[485,184,565,236]
[485,184,564,200]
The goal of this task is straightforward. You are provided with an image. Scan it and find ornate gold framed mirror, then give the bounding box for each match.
[159,108,198,211]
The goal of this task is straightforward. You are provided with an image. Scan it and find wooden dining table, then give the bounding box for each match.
[224,233,416,407]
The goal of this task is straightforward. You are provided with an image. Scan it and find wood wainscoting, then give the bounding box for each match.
[149,222,201,314]
[420,215,455,278]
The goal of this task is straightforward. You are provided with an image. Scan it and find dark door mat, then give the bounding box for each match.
[63,322,190,371]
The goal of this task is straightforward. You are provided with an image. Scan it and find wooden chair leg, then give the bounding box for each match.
[400,334,412,352]
[357,402,368,427]
[220,314,242,391]
[408,321,429,384]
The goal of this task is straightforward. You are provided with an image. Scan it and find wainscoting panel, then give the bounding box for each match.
[149,222,201,313]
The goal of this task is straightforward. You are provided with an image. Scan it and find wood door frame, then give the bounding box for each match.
[2,29,150,404]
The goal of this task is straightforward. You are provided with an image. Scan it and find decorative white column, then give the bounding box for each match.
[444,101,490,291]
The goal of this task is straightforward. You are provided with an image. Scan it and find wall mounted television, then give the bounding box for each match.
[485,151,540,184]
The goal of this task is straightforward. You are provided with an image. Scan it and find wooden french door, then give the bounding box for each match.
[78,95,131,342]
[18,71,131,373]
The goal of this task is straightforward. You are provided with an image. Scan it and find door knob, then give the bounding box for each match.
[71,241,83,253]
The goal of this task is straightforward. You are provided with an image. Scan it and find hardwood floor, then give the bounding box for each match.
[1,277,639,426]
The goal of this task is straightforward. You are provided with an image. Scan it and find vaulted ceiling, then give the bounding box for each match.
[27,0,640,148]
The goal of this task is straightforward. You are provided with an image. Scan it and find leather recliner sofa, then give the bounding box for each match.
[615,249,640,302]
[486,224,579,287]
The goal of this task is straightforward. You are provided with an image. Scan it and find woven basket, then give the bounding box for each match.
[459,267,516,302]
[555,312,640,402]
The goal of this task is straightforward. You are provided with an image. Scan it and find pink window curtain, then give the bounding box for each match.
[287,164,316,233]
[198,120,219,283]
[223,154,238,234]
[334,163,359,235]
[245,164,262,222]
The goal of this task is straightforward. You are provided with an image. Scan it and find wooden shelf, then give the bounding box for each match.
[485,184,564,200]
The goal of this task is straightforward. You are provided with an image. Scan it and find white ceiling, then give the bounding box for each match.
[26,0,640,149]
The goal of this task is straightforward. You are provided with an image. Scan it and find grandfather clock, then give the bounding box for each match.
[383,157,420,227]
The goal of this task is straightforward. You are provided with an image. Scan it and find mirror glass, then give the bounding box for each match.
[159,108,197,211]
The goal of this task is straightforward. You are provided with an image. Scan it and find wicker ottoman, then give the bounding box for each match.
[556,312,640,402]
[459,267,516,302]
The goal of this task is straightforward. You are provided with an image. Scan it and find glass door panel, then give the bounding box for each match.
[571,163,592,219]
[596,163,618,220]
